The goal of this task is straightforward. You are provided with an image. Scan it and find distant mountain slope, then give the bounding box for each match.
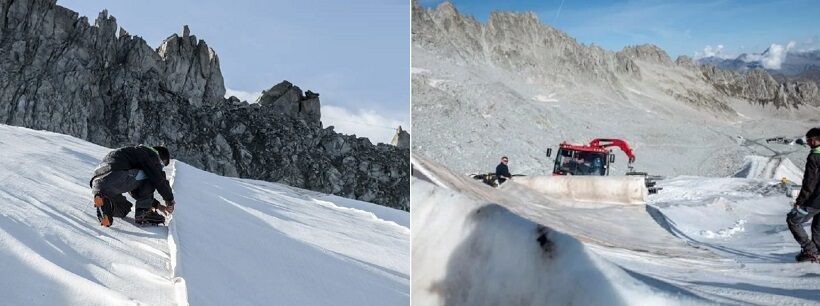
[699,49,820,84]
[411,1,820,177]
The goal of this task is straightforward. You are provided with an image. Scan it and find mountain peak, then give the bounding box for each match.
[618,44,673,65]
[0,0,409,208]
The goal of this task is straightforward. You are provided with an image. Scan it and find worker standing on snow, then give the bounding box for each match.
[786,127,820,262]
[89,145,176,227]
[496,156,512,185]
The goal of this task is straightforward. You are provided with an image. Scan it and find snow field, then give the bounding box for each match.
[412,154,820,305]
[0,124,409,305]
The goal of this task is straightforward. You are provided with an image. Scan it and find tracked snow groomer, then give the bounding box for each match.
[545,138,661,194]
[506,138,658,206]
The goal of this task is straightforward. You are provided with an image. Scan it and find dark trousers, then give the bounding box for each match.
[786,206,820,254]
[91,170,157,213]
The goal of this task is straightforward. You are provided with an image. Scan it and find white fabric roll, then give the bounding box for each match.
[508,176,648,205]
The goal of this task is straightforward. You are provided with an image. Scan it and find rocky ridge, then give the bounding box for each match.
[0,0,409,210]
[412,1,820,110]
[411,0,820,180]
[391,126,410,149]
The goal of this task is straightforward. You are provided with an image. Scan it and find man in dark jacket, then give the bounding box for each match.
[496,156,512,185]
[90,145,175,227]
[787,127,820,262]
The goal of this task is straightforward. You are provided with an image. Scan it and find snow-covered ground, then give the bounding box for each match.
[0,124,409,305]
[412,155,820,305]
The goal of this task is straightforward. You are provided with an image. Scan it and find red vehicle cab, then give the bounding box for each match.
[546,139,636,176]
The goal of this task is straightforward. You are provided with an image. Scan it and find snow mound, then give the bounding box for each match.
[734,155,803,182]
[414,154,820,305]
[0,124,409,305]
[412,156,693,305]
[412,178,679,306]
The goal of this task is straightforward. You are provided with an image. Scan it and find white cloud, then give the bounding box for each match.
[696,41,805,70]
[746,41,796,69]
[321,105,408,145]
[225,88,262,103]
[702,44,725,58]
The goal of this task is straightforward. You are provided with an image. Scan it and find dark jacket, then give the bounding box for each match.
[796,149,820,208]
[496,163,512,183]
[93,146,174,201]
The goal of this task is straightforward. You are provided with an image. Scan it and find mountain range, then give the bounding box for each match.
[0,0,409,209]
[412,1,819,178]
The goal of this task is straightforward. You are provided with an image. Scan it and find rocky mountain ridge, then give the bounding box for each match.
[413,1,820,110]
[0,0,408,209]
[411,1,819,179]
[699,49,820,89]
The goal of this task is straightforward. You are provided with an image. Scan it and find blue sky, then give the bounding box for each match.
[58,0,409,143]
[418,0,820,59]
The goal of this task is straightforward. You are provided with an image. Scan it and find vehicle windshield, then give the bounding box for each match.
[554,149,607,176]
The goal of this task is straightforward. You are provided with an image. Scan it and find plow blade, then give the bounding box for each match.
[507,176,648,205]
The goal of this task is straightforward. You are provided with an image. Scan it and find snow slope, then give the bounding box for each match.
[0,124,409,305]
[172,162,409,305]
[413,155,820,305]
[734,155,804,183]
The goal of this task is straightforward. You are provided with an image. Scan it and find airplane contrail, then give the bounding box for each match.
[553,0,566,25]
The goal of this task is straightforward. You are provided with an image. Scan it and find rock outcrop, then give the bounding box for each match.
[698,65,820,108]
[256,81,321,123]
[391,126,410,149]
[617,44,673,66]
[0,0,409,210]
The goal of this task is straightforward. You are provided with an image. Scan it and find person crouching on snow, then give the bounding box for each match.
[787,128,820,262]
[89,145,175,227]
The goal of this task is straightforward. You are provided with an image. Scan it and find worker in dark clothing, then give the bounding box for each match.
[90,145,175,227]
[787,127,820,262]
[496,156,512,185]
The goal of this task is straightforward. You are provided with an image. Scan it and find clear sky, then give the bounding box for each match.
[58,0,409,144]
[418,0,820,59]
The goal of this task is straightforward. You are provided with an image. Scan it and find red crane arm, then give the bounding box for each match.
[590,138,636,164]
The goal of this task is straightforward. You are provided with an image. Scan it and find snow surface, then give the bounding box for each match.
[413,155,820,305]
[0,124,409,305]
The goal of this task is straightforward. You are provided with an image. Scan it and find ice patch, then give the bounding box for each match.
[411,67,431,75]
[533,94,558,102]
[429,79,448,88]
[698,219,746,239]
[625,87,644,96]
